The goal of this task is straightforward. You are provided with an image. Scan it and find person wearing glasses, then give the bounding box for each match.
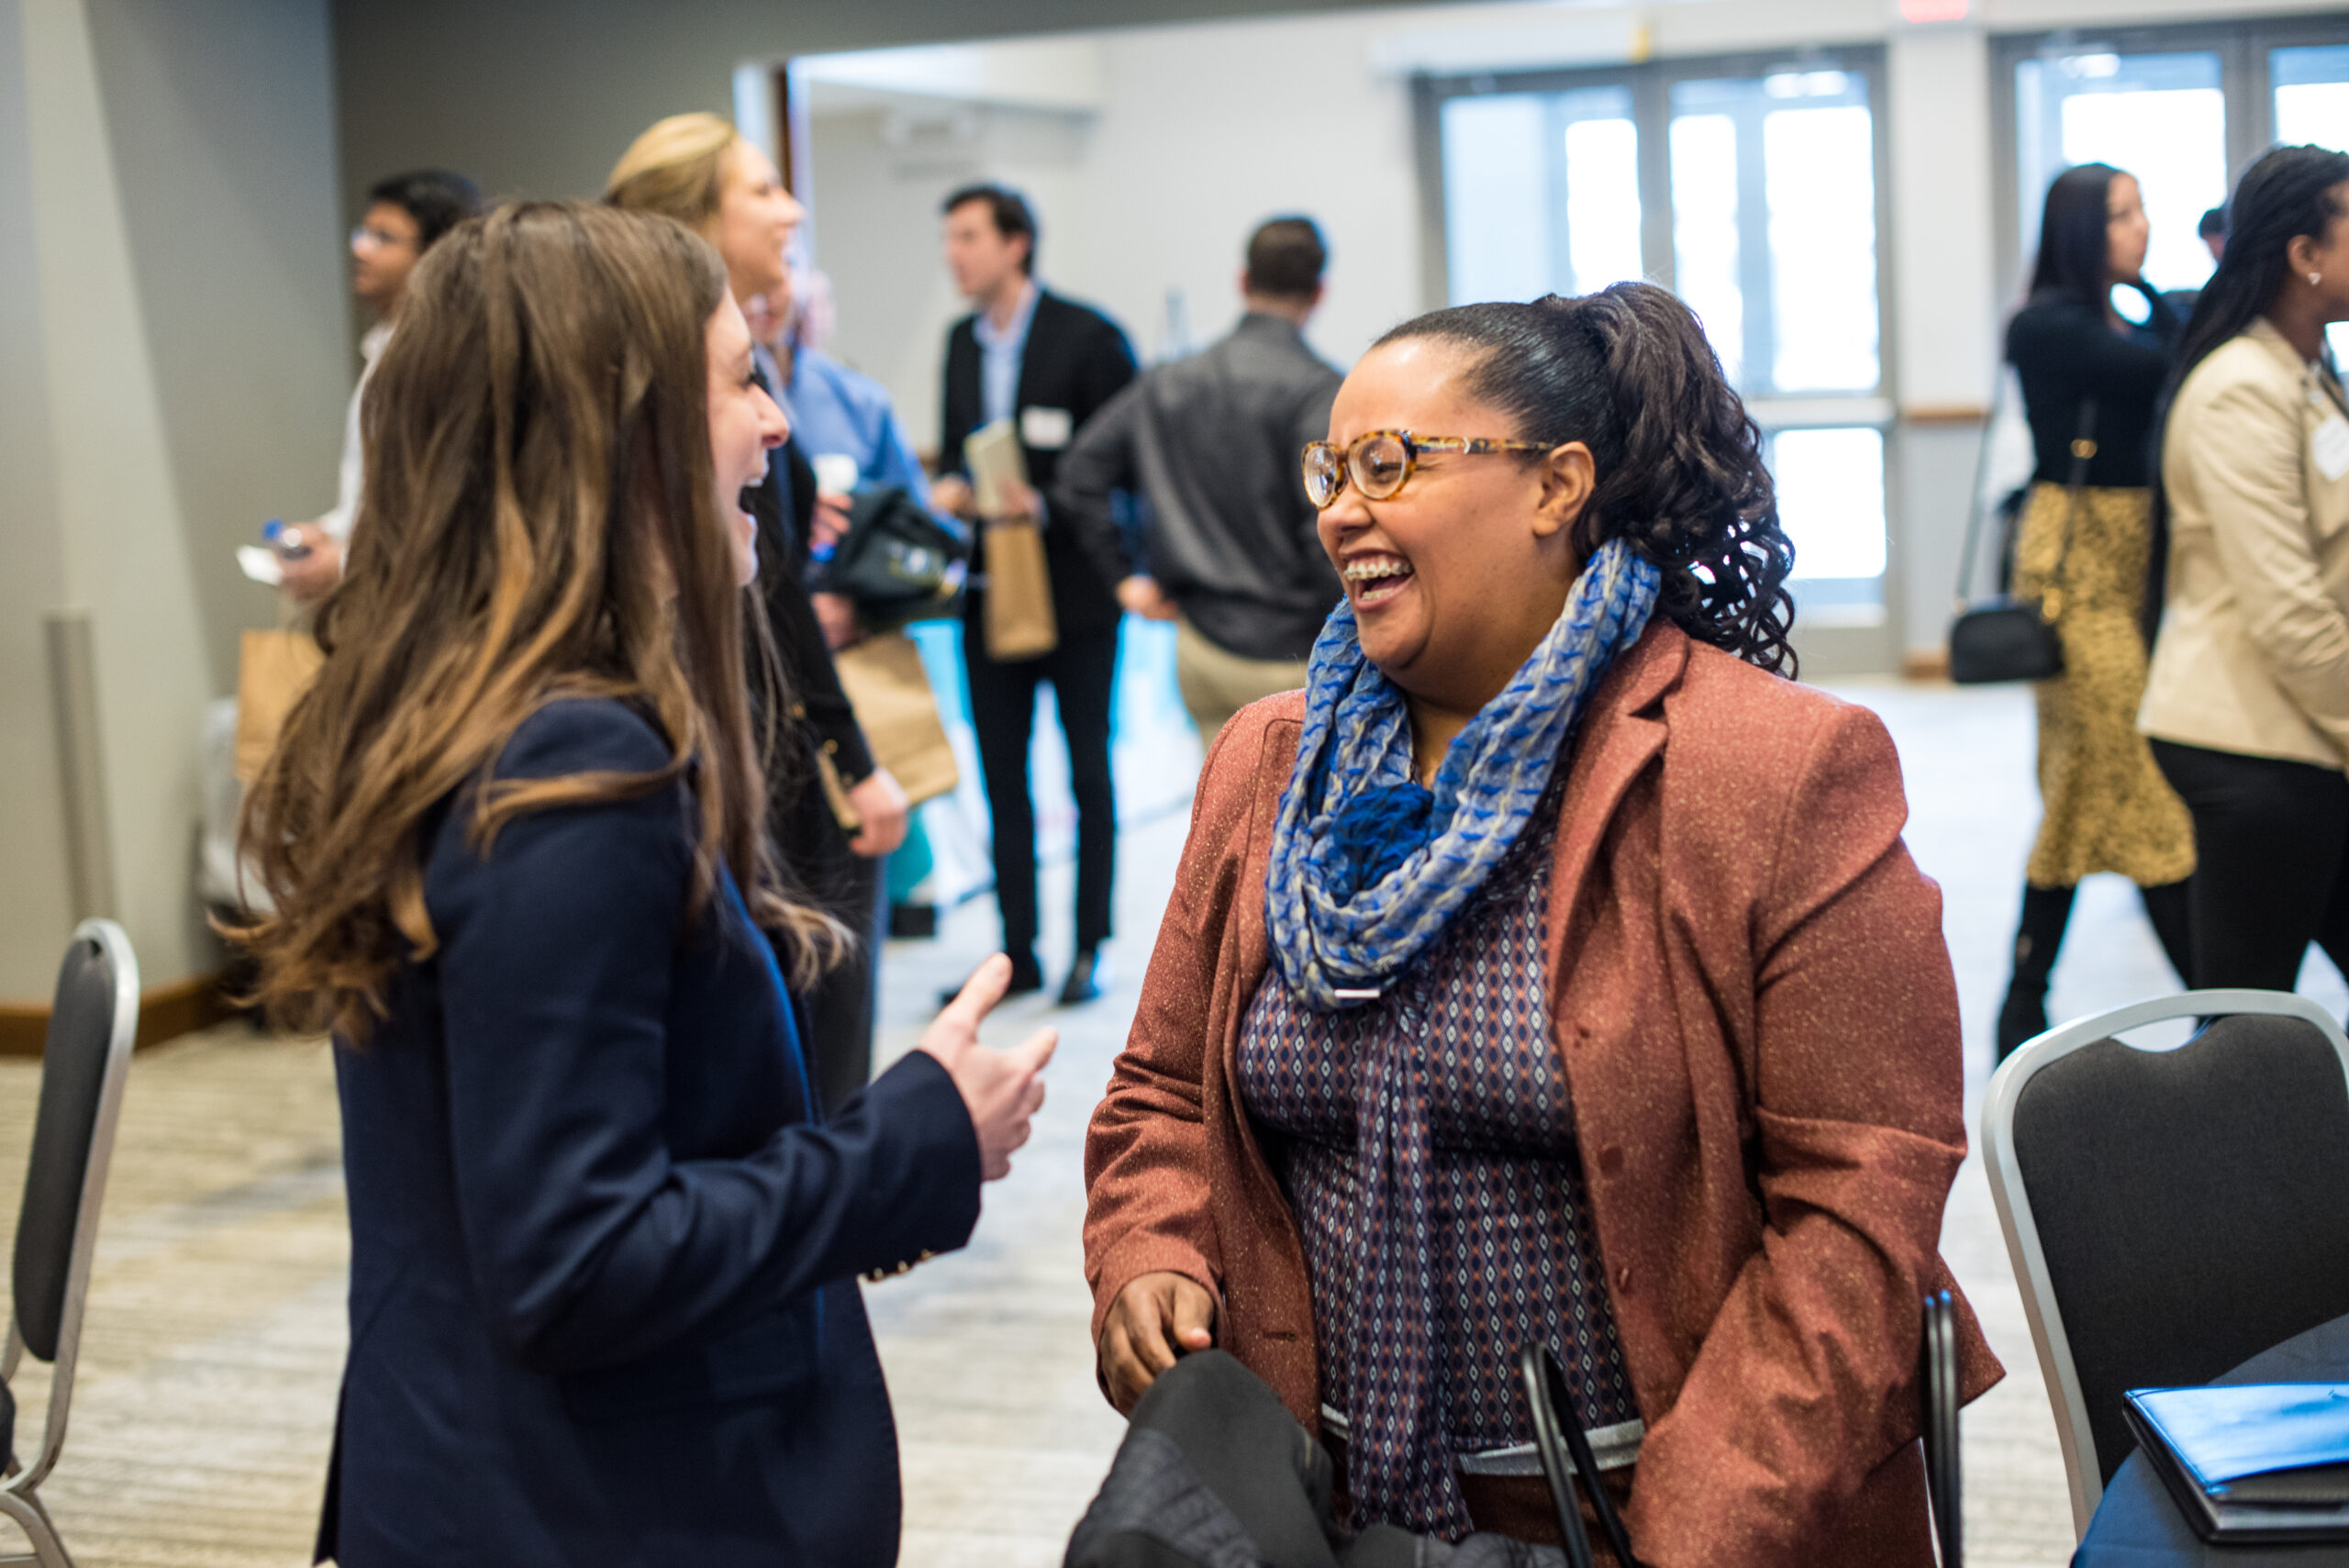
[1083,284,1998,1564]
[273,169,482,603]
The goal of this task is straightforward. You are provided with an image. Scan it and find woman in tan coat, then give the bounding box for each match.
[1082,284,1998,1568]
[2146,143,2349,990]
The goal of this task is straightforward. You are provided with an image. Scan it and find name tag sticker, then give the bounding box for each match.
[1020,406,1074,450]
[2316,415,2349,482]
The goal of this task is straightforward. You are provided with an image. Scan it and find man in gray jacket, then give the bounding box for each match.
[1054,218,1343,743]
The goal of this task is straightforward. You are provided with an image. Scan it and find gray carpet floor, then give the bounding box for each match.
[2,673,2337,1565]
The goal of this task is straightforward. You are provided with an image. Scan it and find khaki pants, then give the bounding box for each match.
[1174,618,1310,748]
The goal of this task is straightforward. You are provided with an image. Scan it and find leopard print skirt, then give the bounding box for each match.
[2011,482,2195,889]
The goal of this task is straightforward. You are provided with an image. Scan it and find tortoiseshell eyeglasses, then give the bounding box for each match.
[1300,429,1552,509]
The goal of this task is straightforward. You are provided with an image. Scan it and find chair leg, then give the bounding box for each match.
[0,1490,75,1568]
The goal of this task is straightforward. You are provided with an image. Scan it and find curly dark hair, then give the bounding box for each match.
[1375,282,1798,675]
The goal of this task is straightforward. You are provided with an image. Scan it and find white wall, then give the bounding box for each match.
[800,0,2346,663]
[0,0,346,996]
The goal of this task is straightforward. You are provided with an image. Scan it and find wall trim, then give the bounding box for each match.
[1902,649,1954,682]
[0,969,238,1059]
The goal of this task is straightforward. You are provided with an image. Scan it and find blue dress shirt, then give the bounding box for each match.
[972,281,1040,430]
[782,345,933,503]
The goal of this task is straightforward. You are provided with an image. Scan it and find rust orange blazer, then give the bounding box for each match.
[1083,621,2001,1568]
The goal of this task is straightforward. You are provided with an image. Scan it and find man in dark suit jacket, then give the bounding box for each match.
[932,183,1137,1006]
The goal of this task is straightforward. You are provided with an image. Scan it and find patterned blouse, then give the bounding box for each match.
[1236,799,1641,1534]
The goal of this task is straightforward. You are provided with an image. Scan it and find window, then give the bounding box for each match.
[1441,85,1641,305]
[1670,70,1880,396]
[1998,21,2349,382]
[2275,44,2349,151]
[1425,50,1894,634]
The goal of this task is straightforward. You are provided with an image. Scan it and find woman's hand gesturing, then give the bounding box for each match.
[1098,1271,1217,1412]
[917,953,1055,1181]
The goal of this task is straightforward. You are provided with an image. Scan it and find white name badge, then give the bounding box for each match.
[1020,406,1074,450]
[2315,415,2349,483]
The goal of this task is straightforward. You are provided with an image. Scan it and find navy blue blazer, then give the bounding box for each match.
[319,699,981,1566]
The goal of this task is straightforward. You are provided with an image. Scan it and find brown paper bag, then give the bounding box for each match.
[833,632,959,808]
[982,517,1058,662]
[234,628,324,783]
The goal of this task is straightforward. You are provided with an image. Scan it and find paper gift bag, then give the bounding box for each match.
[982,518,1058,662]
[234,628,324,783]
[833,632,960,809]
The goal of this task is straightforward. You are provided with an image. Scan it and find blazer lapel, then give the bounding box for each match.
[1543,624,1687,991]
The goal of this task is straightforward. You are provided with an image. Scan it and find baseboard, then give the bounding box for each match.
[0,969,238,1059]
[1901,649,1952,682]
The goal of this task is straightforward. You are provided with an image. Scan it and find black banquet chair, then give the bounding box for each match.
[1981,988,2349,1540]
[1521,1290,1965,1568]
[0,919,139,1567]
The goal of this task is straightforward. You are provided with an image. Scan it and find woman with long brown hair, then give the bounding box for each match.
[233,201,1051,1566]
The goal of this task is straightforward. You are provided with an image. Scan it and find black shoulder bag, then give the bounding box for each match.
[1948,398,2096,684]
[821,484,972,631]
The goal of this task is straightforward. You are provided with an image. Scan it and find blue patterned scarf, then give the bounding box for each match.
[1265,538,1661,1014]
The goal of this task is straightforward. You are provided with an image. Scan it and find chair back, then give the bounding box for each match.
[13,922,137,1368]
[1983,989,2349,1535]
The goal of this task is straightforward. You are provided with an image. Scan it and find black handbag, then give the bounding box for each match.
[1948,397,2096,685]
[820,484,970,630]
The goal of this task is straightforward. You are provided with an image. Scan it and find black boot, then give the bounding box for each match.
[2139,878,2195,989]
[1997,884,2076,1062]
[1057,947,1106,1006]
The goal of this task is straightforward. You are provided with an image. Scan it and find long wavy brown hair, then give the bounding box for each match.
[230,201,842,1040]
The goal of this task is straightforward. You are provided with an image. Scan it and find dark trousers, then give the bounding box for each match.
[2152,739,2349,991]
[963,619,1119,956]
[803,851,885,1115]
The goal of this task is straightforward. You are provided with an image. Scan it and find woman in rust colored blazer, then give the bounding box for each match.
[1083,284,1999,1568]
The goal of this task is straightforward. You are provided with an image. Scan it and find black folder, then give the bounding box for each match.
[2123,1384,2349,1544]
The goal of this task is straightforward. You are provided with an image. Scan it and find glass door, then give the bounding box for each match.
[1667,67,1888,625]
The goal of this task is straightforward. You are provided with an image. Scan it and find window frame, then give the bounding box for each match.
[1413,45,1896,403]
[1411,45,1901,641]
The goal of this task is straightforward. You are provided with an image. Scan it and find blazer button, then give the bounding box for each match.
[1615,1263,1634,1295]
[1598,1145,1625,1175]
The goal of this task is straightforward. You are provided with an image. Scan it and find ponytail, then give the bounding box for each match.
[1375,283,1798,675]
